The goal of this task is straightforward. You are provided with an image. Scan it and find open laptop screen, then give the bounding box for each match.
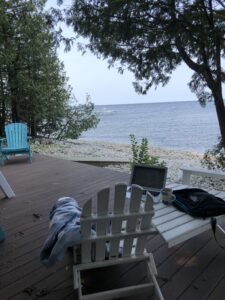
[130,165,168,191]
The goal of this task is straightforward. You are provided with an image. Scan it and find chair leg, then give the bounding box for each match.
[146,255,164,300]
[0,154,5,166]
[73,266,79,289]
[73,267,82,300]
[29,150,32,163]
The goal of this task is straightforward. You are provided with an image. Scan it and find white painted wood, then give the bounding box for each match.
[76,254,152,271]
[109,238,120,259]
[80,228,157,243]
[75,256,162,300]
[154,214,192,230]
[81,199,92,237]
[153,205,176,217]
[81,241,92,264]
[135,236,147,256]
[215,224,225,247]
[81,199,92,264]
[96,239,106,262]
[82,198,92,217]
[109,184,127,259]
[73,266,79,289]
[161,214,225,248]
[97,187,110,216]
[136,193,154,255]
[73,183,163,300]
[123,185,143,257]
[156,216,195,234]
[113,183,127,214]
[97,187,109,235]
[182,170,191,185]
[151,183,225,247]
[96,187,110,261]
[122,237,134,257]
[126,185,143,232]
[211,190,225,199]
[130,184,143,212]
[141,193,154,230]
[181,167,225,185]
[147,256,164,300]
[125,182,225,248]
[81,283,154,300]
[216,225,225,246]
[153,210,187,226]
[0,171,15,198]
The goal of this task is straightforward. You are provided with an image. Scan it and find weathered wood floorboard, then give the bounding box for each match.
[0,154,225,300]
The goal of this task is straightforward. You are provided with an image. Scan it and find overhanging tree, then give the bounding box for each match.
[0,0,99,139]
[67,0,225,148]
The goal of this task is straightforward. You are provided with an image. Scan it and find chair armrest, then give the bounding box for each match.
[0,138,6,148]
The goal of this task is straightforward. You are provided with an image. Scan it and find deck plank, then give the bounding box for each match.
[0,154,225,300]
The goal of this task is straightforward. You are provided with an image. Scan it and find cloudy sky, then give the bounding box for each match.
[48,0,197,105]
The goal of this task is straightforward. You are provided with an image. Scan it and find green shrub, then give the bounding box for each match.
[202,139,225,171]
[129,134,166,168]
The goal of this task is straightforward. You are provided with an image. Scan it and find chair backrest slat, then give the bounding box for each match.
[135,236,147,256]
[95,240,106,261]
[80,184,154,264]
[129,185,142,213]
[113,183,127,214]
[109,184,127,259]
[136,193,154,255]
[5,123,28,149]
[97,187,109,236]
[81,199,93,263]
[108,238,120,259]
[123,237,134,257]
[122,185,143,256]
[81,199,92,237]
[126,185,142,232]
[94,188,110,261]
[141,193,154,230]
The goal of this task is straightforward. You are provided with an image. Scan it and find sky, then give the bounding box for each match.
[47,0,197,106]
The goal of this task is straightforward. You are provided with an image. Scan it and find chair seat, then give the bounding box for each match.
[2,147,29,153]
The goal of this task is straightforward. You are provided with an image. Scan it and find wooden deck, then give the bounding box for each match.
[0,154,225,300]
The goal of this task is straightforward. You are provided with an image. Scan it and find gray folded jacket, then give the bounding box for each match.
[40,197,82,267]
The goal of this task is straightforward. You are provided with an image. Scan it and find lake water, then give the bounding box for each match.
[81,101,220,153]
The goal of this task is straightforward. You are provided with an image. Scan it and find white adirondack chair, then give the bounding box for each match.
[73,183,164,300]
[0,171,15,198]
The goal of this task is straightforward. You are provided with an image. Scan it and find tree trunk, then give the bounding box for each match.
[11,95,19,123]
[30,117,37,137]
[0,76,6,136]
[213,92,225,148]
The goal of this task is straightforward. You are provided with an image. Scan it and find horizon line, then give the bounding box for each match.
[95,99,198,106]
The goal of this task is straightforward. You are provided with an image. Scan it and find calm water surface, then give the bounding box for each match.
[81,101,220,153]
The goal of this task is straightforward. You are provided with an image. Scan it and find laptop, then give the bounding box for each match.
[128,164,168,196]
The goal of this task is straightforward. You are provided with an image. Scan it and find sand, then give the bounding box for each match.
[32,139,225,191]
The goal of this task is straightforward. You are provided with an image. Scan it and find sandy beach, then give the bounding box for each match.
[32,139,225,191]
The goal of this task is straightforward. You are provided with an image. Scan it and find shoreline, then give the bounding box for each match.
[32,138,225,191]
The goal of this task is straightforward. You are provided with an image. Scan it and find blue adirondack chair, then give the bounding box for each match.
[0,123,32,165]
